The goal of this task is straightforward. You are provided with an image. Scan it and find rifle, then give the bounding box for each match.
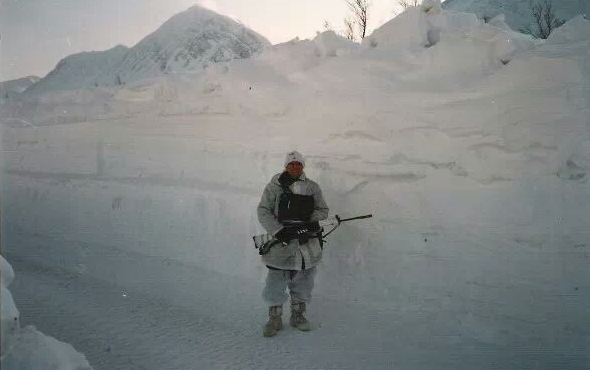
[253,214,373,255]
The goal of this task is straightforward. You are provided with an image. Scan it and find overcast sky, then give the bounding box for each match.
[0,0,402,81]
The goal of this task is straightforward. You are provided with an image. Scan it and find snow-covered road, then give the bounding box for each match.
[6,226,588,370]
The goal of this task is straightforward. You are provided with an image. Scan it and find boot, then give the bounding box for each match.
[263,306,283,337]
[290,300,311,331]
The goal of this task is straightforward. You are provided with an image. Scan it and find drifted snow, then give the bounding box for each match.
[1,326,93,370]
[1,259,19,357]
[363,6,533,76]
[1,7,589,370]
[1,257,92,369]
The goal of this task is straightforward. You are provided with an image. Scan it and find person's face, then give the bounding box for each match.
[286,161,304,178]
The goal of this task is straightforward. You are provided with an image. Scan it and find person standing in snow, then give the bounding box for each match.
[257,151,329,337]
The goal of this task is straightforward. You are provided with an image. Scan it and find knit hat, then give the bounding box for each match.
[284,151,305,167]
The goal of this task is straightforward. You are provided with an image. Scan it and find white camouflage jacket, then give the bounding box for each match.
[257,172,329,270]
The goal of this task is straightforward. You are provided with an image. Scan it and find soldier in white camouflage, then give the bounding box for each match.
[257,151,329,337]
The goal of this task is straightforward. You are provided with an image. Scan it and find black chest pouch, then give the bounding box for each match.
[278,192,315,222]
[277,171,315,222]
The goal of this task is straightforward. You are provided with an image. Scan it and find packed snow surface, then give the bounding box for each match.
[2,6,589,370]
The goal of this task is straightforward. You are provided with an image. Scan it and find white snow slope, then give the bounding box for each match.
[2,5,589,370]
[443,0,589,32]
[26,5,271,93]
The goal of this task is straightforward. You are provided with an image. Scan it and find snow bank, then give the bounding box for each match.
[1,256,19,357]
[1,256,92,370]
[1,255,15,285]
[364,5,484,49]
[363,5,534,80]
[2,327,93,370]
[254,31,356,77]
[547,15,590,44]
[312,31,359,57]
[363,7,435,50]
[256,37,330,76]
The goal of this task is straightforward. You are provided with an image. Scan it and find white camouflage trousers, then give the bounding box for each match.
[262,267,317,306]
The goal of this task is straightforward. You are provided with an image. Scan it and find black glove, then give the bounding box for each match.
[305,221,321,233]
[274,228,292,244]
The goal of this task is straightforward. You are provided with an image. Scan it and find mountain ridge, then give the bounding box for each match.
[27,5,271,93]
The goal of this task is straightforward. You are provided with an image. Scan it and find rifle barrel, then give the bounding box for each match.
[339,214,373,222]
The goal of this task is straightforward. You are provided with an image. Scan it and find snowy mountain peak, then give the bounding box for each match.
[28,5,271,92]
[159,4,234,27]
[129,4,271,75]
